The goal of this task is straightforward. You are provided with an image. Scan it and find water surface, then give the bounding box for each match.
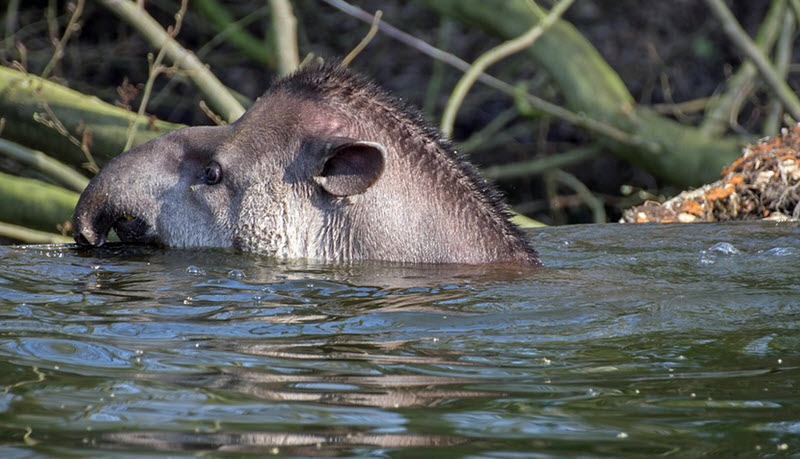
[0,222,798,457]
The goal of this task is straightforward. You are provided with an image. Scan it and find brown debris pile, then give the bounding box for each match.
[622,124,800,223]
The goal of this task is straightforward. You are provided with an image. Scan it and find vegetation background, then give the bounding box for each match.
[0,0,794,243]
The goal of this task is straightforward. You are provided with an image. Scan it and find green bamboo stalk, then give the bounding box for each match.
[417,0,742,187]
[0,65,182,167]
[763,9,795,135]
[0,221,73,244]
[440,0,576,137]
[701,0,786,136]
[705,0,800,121]
[324,0,661,156]
[483,146,601,180]
[0,138,89,192]
[269,0,300,75]
[0,171,78,233]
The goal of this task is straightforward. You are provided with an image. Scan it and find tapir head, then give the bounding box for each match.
[74,63,539,265]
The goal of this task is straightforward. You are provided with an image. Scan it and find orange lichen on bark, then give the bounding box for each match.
[680,200,704,216]
[706,185,735,201]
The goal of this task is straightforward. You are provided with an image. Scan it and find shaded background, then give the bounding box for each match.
[0,0,792,238]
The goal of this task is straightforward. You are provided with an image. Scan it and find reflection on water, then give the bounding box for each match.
[0,222,798,456]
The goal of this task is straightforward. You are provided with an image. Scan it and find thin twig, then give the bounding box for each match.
[198,100,226,125]
[423,19,453,118]
[705,0,800,121]
[46,0,58,46]
[440,0,576,138]
[123,0,187,152]
[269,0,300,76]
[194,0,274,67]
[31,91,98,173]
[653,97,711,116]
[483,145,601,180]
[41,0,84,79]
[342,10,382,67]
[3,0,22,58]
[98,0,245,122]
[149,7,265,111]
[791,0,800,26]
[552,169,606,223]
[320,0,660,154]
[0,138,89,192]
[459,106,517,154]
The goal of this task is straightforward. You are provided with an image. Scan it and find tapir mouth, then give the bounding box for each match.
[75,213,157,247]
[112,215,157,244]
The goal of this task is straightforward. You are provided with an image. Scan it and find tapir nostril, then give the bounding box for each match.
[74,227,106,247]
[74,231,90,246]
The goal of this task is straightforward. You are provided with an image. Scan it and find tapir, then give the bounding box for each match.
[73,63,540,266]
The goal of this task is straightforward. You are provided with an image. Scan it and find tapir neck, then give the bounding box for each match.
[320,162,536,265]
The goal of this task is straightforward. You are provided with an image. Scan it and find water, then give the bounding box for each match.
[0,222,798,457]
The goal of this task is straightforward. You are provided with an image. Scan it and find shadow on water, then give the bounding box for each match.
[0,221,798,456]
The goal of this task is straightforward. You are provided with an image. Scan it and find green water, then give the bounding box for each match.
[0,222,798,457]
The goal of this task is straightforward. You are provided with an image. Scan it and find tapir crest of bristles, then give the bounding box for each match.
[73,62,540,266]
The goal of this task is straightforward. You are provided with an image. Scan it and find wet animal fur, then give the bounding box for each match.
[270,63,538,264]
[74,62,539,266]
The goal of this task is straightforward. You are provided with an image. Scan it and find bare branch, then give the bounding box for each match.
[98,0,245,122]
[123,0,187,152]
[342,10,382,67]
[41,0,84,79]
[321,0,660,154]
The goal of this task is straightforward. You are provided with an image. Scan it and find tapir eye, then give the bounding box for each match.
[201,161,222,185]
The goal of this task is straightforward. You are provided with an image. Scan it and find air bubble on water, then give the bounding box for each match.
[699,242,741,265]
[227,269,245,279]
[185,265,205,276]
[761,247,797,257]
[698,252,715,265]
[708,242,739,255]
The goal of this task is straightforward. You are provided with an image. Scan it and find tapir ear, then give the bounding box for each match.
[315,140,386,197]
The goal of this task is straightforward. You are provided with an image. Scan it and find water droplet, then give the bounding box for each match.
[708,242,739,255]
[762,247,798,257]
[185,265,205,276]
